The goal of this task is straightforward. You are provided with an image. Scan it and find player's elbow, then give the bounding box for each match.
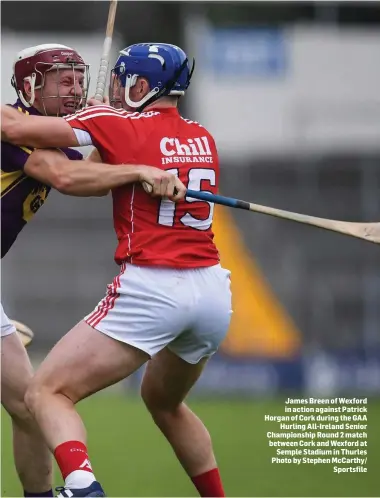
[25,152,73,193]
[51,171,75,194]
[53,177,73,194]
[36,158,74,193]
[45,157,78,194]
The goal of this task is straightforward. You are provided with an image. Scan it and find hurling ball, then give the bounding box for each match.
[10,320,34,347]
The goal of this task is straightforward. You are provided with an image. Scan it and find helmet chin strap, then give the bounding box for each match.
[124,74,160,110]
[18,73,38,107]
[122,58,194,112]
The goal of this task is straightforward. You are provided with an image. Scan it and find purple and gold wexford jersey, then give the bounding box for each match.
[1,100,83,258]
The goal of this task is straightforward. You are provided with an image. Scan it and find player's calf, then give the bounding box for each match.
[143,397,225,497]
[4,395,53,496]
[1,333,53,496]
[25,320,149,496]
[141,348,225,497]
[144,399,217,475]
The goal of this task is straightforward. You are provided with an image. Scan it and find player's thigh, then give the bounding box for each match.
[141,347,208,410]
[30,320,149,403]
[169,265,232,364]
[1,332,33,415]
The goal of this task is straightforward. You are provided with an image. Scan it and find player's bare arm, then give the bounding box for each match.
[1,104,79,148]
[24,148,186,200]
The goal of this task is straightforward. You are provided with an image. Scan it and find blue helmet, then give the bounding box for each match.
[111,42,195,111]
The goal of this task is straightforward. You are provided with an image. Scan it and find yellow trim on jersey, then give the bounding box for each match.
[1,169,27,198]
[17,106,30,116]
[213,206,301,359]
[18,145,33,155]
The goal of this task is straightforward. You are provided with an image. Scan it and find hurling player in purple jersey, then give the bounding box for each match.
[1,43,88,498]
[1,43,180,498]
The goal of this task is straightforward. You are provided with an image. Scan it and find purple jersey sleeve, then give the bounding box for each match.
[1,137,82,258]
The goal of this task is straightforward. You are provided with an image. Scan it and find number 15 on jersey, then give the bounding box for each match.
[158,167,216,231]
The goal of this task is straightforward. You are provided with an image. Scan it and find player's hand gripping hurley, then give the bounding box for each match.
[94,0,118,102]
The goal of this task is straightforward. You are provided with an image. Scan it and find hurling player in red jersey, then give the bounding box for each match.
[2,43,232,498]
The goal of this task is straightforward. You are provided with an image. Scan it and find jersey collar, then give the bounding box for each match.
[144,106,179,114]
[14,98,42,116]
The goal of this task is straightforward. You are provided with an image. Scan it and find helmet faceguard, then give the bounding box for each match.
[12,44,90,116]
[110,43,195,112]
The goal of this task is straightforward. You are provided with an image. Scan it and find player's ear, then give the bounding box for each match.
[139,77,150,98]
[23,80,32,98]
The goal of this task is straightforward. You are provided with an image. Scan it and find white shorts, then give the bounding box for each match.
[85,263,232,364]
[1,303,16,338]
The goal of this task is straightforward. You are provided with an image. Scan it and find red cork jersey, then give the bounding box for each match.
[65,105,220,268]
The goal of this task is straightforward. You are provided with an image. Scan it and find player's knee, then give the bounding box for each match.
[4,389,34,426]
[141,385,182,419]
[7,399,31,425]
[24,378,47,416]
[146,403,184,429]
[141,382,166,413]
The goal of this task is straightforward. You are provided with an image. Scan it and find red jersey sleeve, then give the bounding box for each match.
[63,105,140,162]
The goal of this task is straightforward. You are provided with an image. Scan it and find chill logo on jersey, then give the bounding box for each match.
[160,136,213,165]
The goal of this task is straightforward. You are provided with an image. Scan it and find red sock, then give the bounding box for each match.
[54,441,93,480]
[191,468,225,497]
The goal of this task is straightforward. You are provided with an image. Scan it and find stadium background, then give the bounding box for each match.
[1,1,379,496]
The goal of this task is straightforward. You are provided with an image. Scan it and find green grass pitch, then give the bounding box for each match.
[1,395,379,497]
